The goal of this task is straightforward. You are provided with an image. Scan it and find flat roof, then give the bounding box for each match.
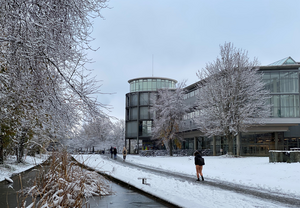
[128,77,178,83]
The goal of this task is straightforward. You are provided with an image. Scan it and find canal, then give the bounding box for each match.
[0,163,172,208]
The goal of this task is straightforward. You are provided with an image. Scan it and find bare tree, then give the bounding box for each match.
[110,119,125,152]
[0,0,109,162]
[195,42,271,155]
[151,82,190,156]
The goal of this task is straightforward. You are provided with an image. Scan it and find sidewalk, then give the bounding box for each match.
[74,154,299,208]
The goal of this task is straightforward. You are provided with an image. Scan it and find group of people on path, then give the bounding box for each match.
[110,146,127,161]
[109,147,205,181]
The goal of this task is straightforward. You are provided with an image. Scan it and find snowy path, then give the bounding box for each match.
[109,155,300,207]
[73,154,299,208]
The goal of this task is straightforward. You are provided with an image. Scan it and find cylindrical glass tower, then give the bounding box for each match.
[125,77,177,153]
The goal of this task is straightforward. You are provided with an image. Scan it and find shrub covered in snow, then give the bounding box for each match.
[22,151,111,208]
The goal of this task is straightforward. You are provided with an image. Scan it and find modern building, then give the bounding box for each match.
[125,77,177,153]
[125,57,300,156]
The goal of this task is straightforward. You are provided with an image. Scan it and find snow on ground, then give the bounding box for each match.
[0,154,48,182]
[74,154,299,208]
[126,155,300,198]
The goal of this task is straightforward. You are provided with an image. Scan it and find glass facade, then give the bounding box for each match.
[262,70,299,117]
[129,78,177,92]
[126,77,178,154]
[125,62,300,156]
[139,121,152,136]
[139,93,149,105]
[126,121,137,137]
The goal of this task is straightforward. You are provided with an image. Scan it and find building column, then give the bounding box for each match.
[213,136,216,156]
[137,92,140,154]
[275,132,278,150]
[128,139,131,154]
[236,133,240,156]
[194,137,198,151]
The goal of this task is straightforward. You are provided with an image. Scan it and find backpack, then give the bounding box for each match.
[199,158,205,166]
[123,150,126,154]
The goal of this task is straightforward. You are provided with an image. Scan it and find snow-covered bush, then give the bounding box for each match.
[22,150,111,208]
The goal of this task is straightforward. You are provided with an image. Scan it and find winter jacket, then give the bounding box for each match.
[122,147,127,156]
[195,154,205,166]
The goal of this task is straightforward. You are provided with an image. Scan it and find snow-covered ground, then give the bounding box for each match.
[0,154,48,182]
[74,154,300,208]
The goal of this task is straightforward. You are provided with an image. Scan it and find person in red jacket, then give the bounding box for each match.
[194,151,205,181]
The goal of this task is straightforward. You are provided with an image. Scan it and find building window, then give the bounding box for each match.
[263,70,299,118]
[140,93,149,105]
[130,94,138,106]
[280,72,298,93]
[140,121,152,136]
[130,107,138,120]
[140,107,149,119]
[280,95,299,117]
[126,121,137,137]
[271,95,280,117]
[263,71,299,93]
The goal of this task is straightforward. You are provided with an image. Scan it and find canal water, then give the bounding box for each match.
[0,164,170,208]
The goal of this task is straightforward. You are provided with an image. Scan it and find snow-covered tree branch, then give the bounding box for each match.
[195,42,271,155]
[0,0,109,163]
[151,82,190,156]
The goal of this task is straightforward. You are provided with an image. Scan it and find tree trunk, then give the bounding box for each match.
[16,136,25,163]
[0,137,3,164]
[227,134,233,155]
[169,139,173,156]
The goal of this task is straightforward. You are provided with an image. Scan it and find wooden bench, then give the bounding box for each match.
[138,177,150,185]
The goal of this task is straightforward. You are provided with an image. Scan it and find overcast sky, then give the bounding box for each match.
[85,0,300,120]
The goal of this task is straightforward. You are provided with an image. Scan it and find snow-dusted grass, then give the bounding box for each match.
[0,154,48,182]
[74,154,299,208]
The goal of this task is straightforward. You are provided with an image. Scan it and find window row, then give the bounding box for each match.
[183,94,300,118]
[183,110,200,120]
[268,95,300,117]
[184,89,199,100]
[130,79,176,92]
[183,71,300,100]
[263,71,299,93]
[126,121,152,137]
[126,107,152,120]
[126,92,156,107]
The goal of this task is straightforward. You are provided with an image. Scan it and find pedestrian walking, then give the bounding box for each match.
[113,147,117,159]
[122,147,127,161]
[194,151,205,181]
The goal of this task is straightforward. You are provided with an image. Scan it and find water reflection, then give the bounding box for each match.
[88,182,167,208]
[0,165,168,208]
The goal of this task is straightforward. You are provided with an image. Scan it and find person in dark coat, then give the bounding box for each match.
[110,146,113,158]
[113,147,117,159]
[194,151,205,181]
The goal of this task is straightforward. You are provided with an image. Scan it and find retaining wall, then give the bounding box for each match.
[269,150,300,163]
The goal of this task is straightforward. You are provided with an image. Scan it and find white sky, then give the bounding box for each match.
[85,0,300,120]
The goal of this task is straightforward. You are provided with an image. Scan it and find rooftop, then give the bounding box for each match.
[268,57,298,66]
